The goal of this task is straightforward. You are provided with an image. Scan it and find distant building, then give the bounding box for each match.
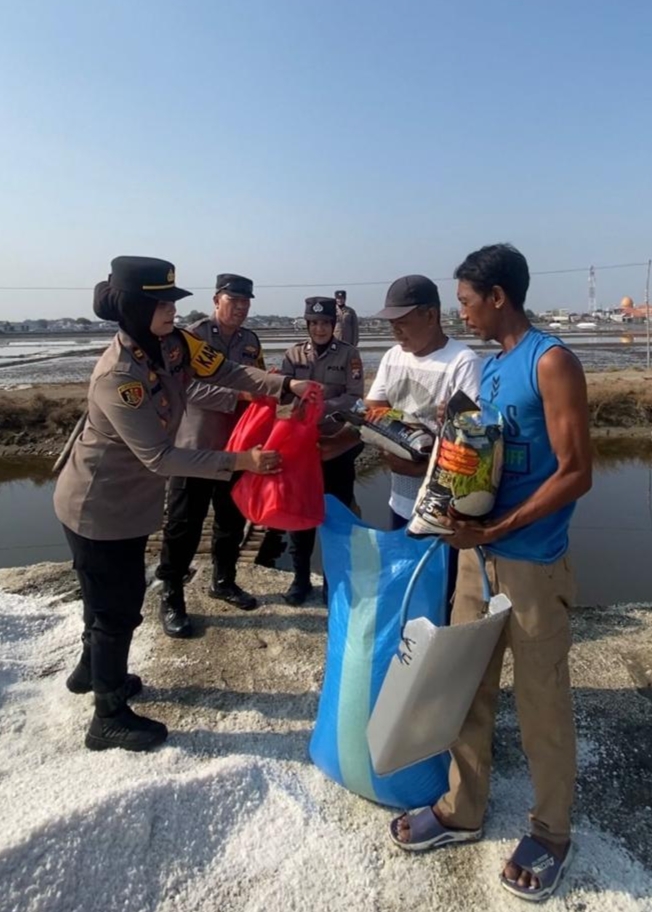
[1,321,31,332]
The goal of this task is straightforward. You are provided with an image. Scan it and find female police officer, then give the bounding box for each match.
[280,296,364,605]
[54,256,312,753]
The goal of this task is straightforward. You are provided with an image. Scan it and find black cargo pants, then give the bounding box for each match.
[157,476,245,585]
[63,526,148,694]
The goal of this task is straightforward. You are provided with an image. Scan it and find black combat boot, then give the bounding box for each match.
[66,633,143,697]
[85,685,168,752]
[160,579,192,638]
[284,539,313,606]
[209,565,257,611]
[284,530,314,606]
[283,571,313,607]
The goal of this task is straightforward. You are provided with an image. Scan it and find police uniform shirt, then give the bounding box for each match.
[53,328,285,540]
[280,338,364,432]
[333,305,360,347]
[174,316,267,451]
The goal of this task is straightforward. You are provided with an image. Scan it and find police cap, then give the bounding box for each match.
[108,256,192,302]
[304,296,337,321]
[215,274,255,298]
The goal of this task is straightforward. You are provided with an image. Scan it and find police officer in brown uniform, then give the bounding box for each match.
[156,274,266,634]
[333,289,360,347]
[53,257,311,753]
[280,296,364,605]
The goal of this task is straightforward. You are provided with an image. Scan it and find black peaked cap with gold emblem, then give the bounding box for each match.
[304,296,337,321]
[109,256,192,303]
[215,273,255,298]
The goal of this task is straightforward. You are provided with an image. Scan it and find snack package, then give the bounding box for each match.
[336,401,435,462]
[408,391,503,536]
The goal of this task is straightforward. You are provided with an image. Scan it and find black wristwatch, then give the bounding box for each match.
[281,375,292,395]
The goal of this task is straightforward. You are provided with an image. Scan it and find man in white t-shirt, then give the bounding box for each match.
[367,274,482,528]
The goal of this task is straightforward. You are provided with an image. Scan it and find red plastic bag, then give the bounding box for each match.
[226,398,277,452]
[231,389,325,531]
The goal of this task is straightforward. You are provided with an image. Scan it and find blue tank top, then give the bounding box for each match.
[481,328,575,563]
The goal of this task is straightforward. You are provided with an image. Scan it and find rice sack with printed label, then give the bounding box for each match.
[408,391,503,537]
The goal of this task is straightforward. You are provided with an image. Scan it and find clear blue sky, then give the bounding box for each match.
[1,0,650,319]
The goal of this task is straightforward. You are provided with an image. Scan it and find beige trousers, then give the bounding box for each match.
[436,547,577,845]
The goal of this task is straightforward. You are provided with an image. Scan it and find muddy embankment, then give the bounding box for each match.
[0,369,650,460]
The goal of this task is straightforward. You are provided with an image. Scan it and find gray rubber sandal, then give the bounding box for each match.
[500,835,575,903]
[389,806,482,852]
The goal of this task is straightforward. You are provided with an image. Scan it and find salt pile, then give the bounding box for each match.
[1,581,651,912]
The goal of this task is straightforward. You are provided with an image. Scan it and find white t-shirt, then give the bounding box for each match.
[367,338,482,519]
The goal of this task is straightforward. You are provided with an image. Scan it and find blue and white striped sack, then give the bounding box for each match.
[309,496,451,809]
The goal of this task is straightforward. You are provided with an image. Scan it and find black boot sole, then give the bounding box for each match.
[208,589,258,611]
[160,622,193,639]
[283,585,313,607]
[160,609,193,638]
[85,728,168,752]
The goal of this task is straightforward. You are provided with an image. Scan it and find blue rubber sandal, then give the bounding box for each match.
[389,806,482,852]
[500,834,574,903]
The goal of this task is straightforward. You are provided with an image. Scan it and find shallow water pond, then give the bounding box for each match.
[0,442,650,606]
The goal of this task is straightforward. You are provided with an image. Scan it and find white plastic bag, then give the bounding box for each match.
[367,548,511,775]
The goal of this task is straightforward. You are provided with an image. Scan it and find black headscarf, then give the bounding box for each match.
[93,281,163,365]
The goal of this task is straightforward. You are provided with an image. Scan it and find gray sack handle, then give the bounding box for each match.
[399,541,491,638]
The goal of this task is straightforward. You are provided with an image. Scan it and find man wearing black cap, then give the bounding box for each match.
[333,290,359,347]
[367,275,481,528]
[156,273,272,633]
[280,297,364,605]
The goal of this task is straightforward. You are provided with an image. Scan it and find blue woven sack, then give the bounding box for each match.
[309,496,451,808]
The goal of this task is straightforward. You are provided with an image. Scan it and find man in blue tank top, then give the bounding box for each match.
[388,244,592,902]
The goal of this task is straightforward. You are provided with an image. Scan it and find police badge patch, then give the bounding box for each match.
[118,382,145,408]
[351,358,362,380]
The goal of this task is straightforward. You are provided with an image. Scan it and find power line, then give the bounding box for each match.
[0,261,649,292]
